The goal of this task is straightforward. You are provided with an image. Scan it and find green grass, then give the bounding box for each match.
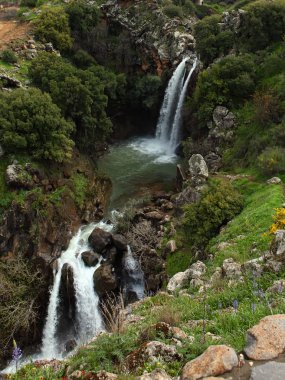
[71,172,89,209]
[208,178,284,267]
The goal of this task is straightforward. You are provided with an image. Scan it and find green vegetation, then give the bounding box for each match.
[1,49,18,64]
[66,0,100,38]
[0,88,74,162]
[33,7,73,51]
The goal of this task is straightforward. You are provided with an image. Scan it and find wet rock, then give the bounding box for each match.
[125,341,181,370]
[181,345,238,380]
[112,234,128,251]
[81,251,100,267]
[88,228,112,253]
[93,263,118,297]
[65,339,76,352]
[250,361,285,380]
[222,258,242,280]
[267,177,282,184]
[137,369,172,380]
[6,164,34,189]
[244,314,285,360]
[188,154,209,186]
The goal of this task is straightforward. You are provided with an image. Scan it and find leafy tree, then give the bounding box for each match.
[1,49,18,64]
[33,7,73,51]
[128,74,163,111]
[66,0,100,37]
[29,53,125,151]
[0,88,74,162]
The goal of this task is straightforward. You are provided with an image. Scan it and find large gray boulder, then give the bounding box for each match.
[188,154,209,186]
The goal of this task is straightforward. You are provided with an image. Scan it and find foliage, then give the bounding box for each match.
[0,88,74,162]
[33,7,73,51]
[71,172,88,208]
[257,147,285,175]
[72,49,96,69]
[1,49,18,64]
[20,0,37,7]
[128,74,163,112]
[268,207,285,235]
[238,0,285,52]
[182,180,244,249]
[29,52,123,152]
[194,15,234,66]
[193,54,256,127]
[66,0,100,37]
[163,4,183,18]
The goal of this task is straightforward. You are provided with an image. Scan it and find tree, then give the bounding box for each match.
[0,88,74,162]
[33,7,73,51]
[66,0,100,37]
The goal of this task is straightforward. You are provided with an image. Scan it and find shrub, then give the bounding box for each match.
[128,74,163,112]
[163,4,183,18]
[253,90,280,126]
[183,181,244,249]
[0,88,74,162]
[257,146,285,175]
[20,0,37,7]
[72,49,96,69]
[66,0,100,37]
[33,7,73,51]
[1,49,18,64]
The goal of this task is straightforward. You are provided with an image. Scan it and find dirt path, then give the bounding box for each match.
[0,7,31,49]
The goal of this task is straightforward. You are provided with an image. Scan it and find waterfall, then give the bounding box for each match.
[41,221,112,359]
[122,246,145,303]
[155,57,189,143]
[169,58,198,152]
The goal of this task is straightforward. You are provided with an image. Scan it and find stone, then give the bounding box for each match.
[6,164,34,189]
[181,345,238,380]
[222,258,242,280]
[125,341,181,370]
[112,234,128,251]
[175,186,201,208]
[93,263,118,297]
[244,314,285,360]
[188,154,209,186]
[167,269,191,292]
[210,267,222,284]
[88,228,112,253]
[188,261,206,279]
[250,361,285,380]
[137,369,172,380]
[204,152,222,172]
[267,177,282,184]
[144,211,164,221]
[81,251,100,267]
[270,230,285,259]
[164,240,177,255]
[266,279,285,294]
[242,257,264,276]
[65,339,76,352]
[208,106,236,143]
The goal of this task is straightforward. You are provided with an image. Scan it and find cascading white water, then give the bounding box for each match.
[155,57,189,142]
[169,58,198,152]
[41,221,112,359]
[122,246,145,303]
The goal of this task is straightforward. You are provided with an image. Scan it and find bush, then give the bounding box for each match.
[66,0,100,37]
[257,146,285,175]
[253,90,280,126]
[163,4,183,18]
[33,7,73,51]
[20,0,37,7]
[0,88,74,162]
[183,181,244,249]
[72,49,96,69]
[1,49,18,64]
[128,74,163,111]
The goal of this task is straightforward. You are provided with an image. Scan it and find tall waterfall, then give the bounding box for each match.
[41,221,112,359]
[122,246,145,303]
[155,57,198,154]
[169,58,198,151]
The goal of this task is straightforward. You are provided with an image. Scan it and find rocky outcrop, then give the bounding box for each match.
[244,314,285,360]
[181,345,238,380]
[208,106,236,145]
[125,341,181,371]
[188,154,209,187]
[167,261,206,292]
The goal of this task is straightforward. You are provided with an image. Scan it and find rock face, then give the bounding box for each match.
[250,361,285,380]
[181,345,238,380]
[188,154,209,187]
[125,341,181,371]
[208,106,236,143]
[244,314,285,360]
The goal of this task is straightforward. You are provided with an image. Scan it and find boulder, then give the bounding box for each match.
[222,258,242,280]
[167,269,191,292]
[93,263,118,297]
[125,341,181,371]
[266,280,285,294]
[181,345,238,380]
[144,211,164,222]
[250,361,285,380]
[188,261,206,279]
[270,230,285,259]
[6,164,34,189]
[267,177,282,184]
[244,314,285,360]
[88,228,112,253]
[138,369,172,380]
[167,261,206,292]
[112,234,128,251]
[188,154,209,186]
[81,251,100,267]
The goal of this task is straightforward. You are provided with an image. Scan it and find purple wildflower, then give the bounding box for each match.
[233,299,238,311]
[12,346,22,361]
